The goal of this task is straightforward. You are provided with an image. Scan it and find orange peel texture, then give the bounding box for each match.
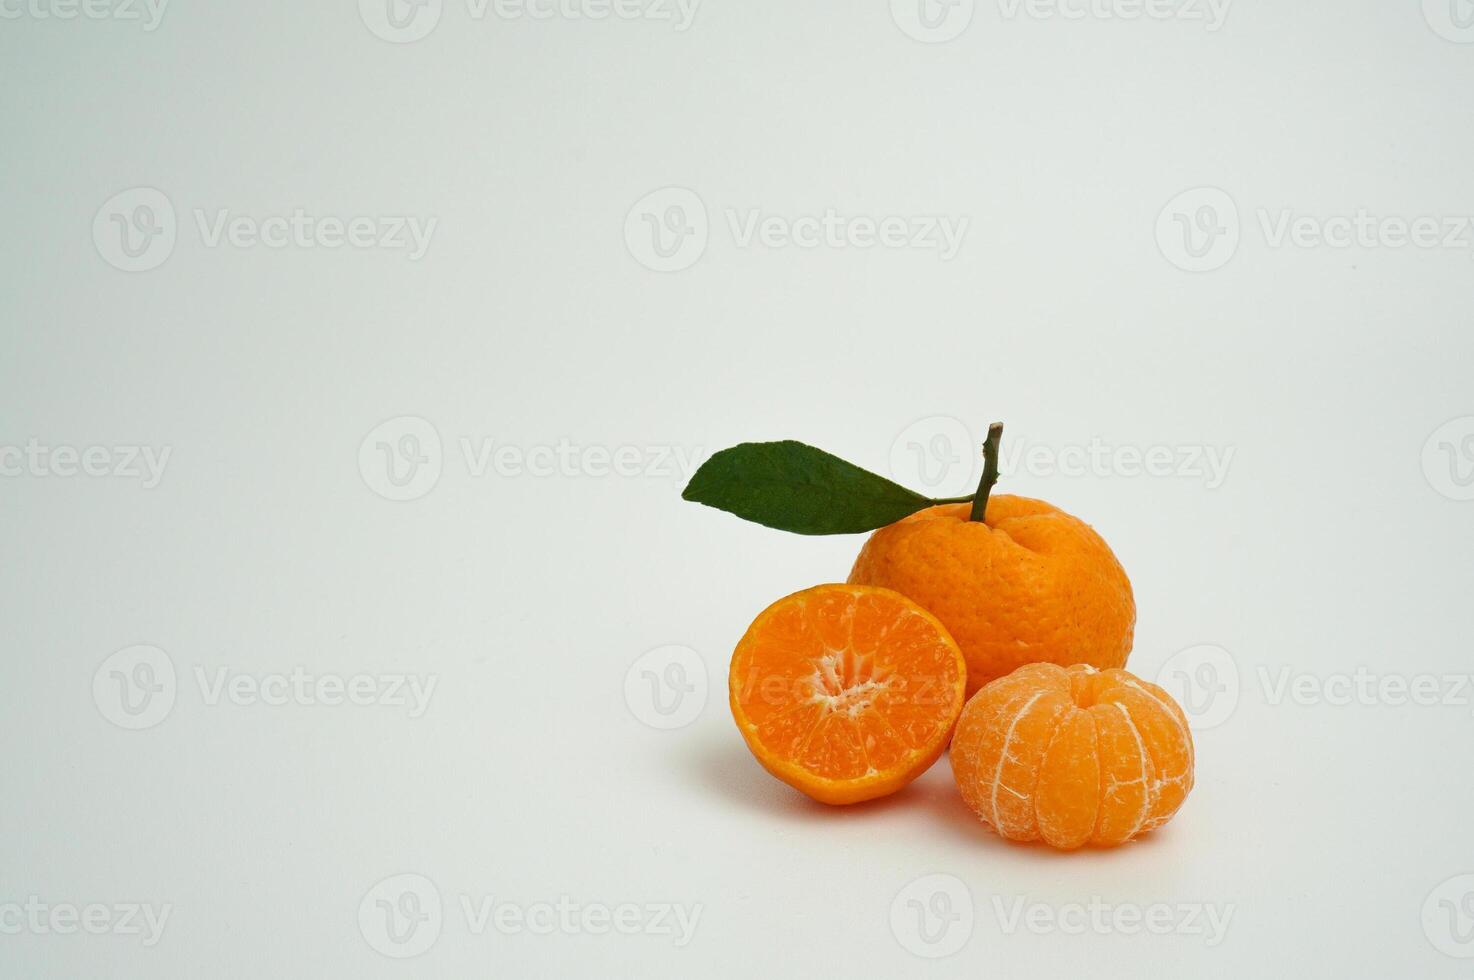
[849,496,1135,697]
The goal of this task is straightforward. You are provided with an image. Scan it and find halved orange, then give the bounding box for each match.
[729,584,967,805]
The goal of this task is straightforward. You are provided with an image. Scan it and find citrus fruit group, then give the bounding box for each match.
[849,495,1135,696]
[728,584,967,805]
[950,662,1194,849]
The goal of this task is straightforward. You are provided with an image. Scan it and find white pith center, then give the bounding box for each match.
[812,648,892,717]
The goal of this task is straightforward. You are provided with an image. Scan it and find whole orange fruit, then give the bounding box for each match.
[848,495,1134,696]
[950,663,1194,849]
[729,584,967,805]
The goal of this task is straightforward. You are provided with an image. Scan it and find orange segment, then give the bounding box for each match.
[951,663,1195,849]
[950,665,1073,839]
[1034,708,1100,850]
[1090,700,1155,846]
[1098,673,1195,832]
[729,584,967,805]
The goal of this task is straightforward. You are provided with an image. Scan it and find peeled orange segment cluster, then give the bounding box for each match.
[950,663,1194,849]
[729,584,967,805]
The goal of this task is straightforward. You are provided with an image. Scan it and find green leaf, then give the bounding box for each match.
[681,441,934,535]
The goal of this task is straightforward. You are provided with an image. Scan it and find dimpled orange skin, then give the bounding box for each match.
[951,663,1194,850]
[848,495,1135,697]
[729,584,967,805]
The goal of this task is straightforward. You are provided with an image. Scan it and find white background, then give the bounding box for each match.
[3,1,1473,976]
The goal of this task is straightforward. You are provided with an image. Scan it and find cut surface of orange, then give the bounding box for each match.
[729,584,967,805]
[950,663,1194,849]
